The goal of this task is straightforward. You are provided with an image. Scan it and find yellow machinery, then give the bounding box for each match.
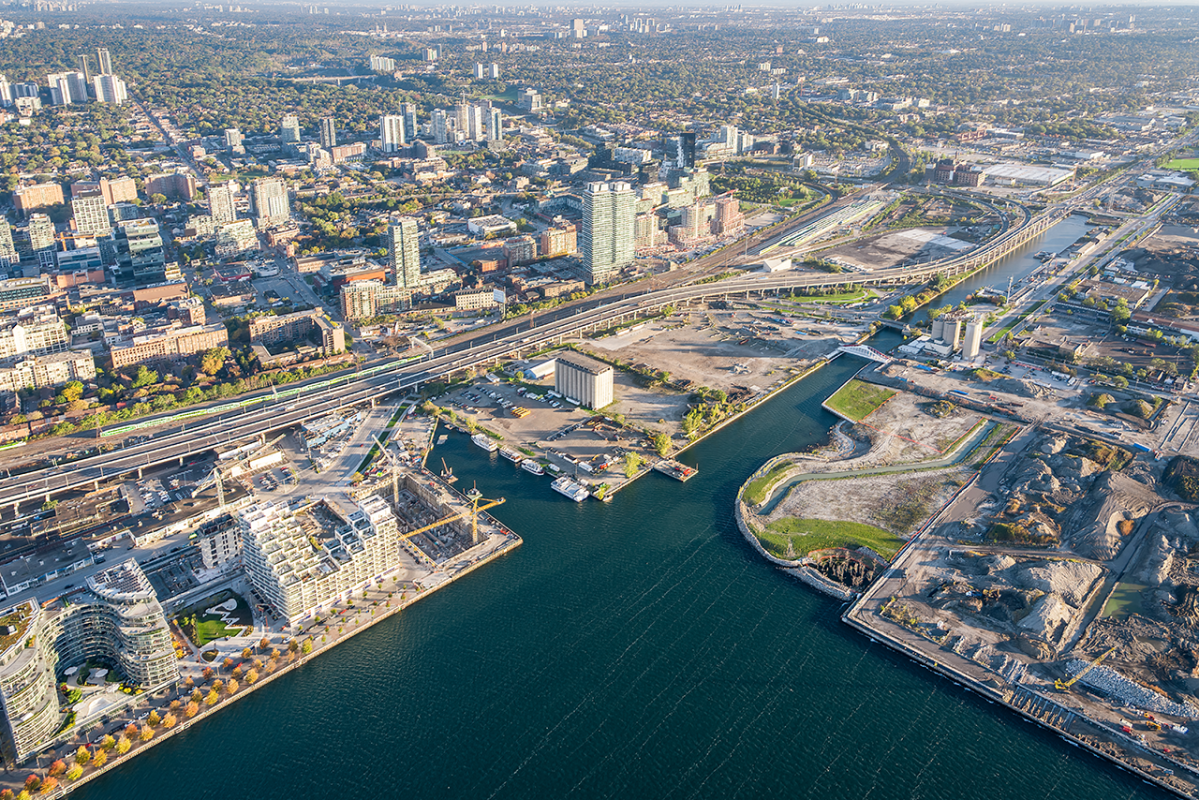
[396,495,505,565]
[1055,645,1118,691]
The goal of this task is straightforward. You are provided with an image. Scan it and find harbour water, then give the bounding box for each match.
[74,348,1163,800]
[916,213,1095,321]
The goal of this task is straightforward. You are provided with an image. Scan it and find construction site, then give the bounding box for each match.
[841,424,1199,799]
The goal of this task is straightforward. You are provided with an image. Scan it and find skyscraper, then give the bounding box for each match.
[380,115,405,153]
[388,217,420,289]
[71,189,111,238]
[582,182,635,285]
[280,114,301,145]
[400,102,418,140]
[225,128,245,150]
[487,108,503,143]
[96,47,112,75]
[208,181,238,224]
[432,109,448,144]
[250,178,290,225]
[77,54,91,85]
[319,116,336,149]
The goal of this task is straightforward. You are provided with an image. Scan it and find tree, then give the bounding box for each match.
[56,381,84,404]
[131,365,158,389]
[247,668,260,684]
[205,689,219,706]
[149,193,167,205]
[623,451,643,478]
[147,710,161,727]
[92,748,108,768]
[123,723,139,740]
[1110,304,1131,324]
[211,679,223,693]
[115,737,132,755]
[184,701,200,718]
[99,735,115,752]
[200,347,230,376]
[47,760,65,777]
[74,746,91,766]
[288,638,299,655]
[1113,375,1129,389]
[163,712,178,728]
[139,725,154,742]
[650,431,671,457]
[226,678,240,695]
[65,765,83,781]
[38,778,57,795]
[259,636,271,652]
[301,638,313,655]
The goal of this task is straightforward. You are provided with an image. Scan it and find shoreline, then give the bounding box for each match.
[35,530,522,798]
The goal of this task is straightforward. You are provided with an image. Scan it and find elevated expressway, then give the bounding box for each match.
[0,194,1079,513]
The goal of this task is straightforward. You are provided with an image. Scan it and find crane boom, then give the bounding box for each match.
[1055,645,1118,691]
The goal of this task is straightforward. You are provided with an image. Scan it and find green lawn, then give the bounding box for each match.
[794,288,877,305]
[825,379,896,422]
[743,462,792,505]
[1102,581,1147,618]
[1164,158,1199,171]
[758,517,905,560]
[177,591,253,647]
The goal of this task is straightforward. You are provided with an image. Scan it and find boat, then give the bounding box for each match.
[551,476,589,502]
[653,459,698,482]
[436,435,448,445]
[500,447,524,464]
[521,460,546,476]
[471,433,498,452]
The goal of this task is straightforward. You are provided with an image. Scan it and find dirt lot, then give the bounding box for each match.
[823,225,975,271]
[585,310,848,395]
[826,385,987,467]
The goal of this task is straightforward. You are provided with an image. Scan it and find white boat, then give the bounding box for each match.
[521,460,545,476]
[551,476,589,502]
[500,447,524,464]
[471,433,498,452]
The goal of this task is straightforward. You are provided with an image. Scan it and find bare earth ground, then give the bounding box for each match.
[762,465,971,536]
[829,389,984,468]
[823,225,969,271]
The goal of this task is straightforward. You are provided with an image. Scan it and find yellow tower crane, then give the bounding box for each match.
[396,495,506,566]
[1055,645,1118,691]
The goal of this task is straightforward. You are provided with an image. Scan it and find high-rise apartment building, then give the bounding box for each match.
[208,181,238,224]
[46,72,86,105]
[14,183,64,217]
[487,108,503,142]
[581,182,635,285]
[0,220,15,269]
[380,115,405,153]
[76,54,90,84]
[91,73,127,104]
[225,128,245,149]
[400,102,418,140]
[95,47,113,75]
[280,114,301,144]
[23,214,56,269]
[319,116,336,149]
[388,217,421,289]
[71,189,111,238]
[432,109,448,144]
[456,101,484,142]
[250,178,290,224]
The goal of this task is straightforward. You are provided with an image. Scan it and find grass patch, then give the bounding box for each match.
[759,518,905,560]
[1164,158,1199,171]
[742,462,792,505]
[970,367,1003,382]
[792,288,877,305]
[176,591,253,648]
[987,300,1047,344]
[1103,582,1147,617]
[825,379,895,422]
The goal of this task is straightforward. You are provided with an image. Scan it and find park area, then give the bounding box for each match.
[755,517,905,561]
[176,591,254,647]
[1165,158,1199,171]
[824,379,895,422]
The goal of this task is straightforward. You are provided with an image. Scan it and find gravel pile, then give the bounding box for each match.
[1069,661,1197,719]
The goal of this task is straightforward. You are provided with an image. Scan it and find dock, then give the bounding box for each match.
[654,459,699,482]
